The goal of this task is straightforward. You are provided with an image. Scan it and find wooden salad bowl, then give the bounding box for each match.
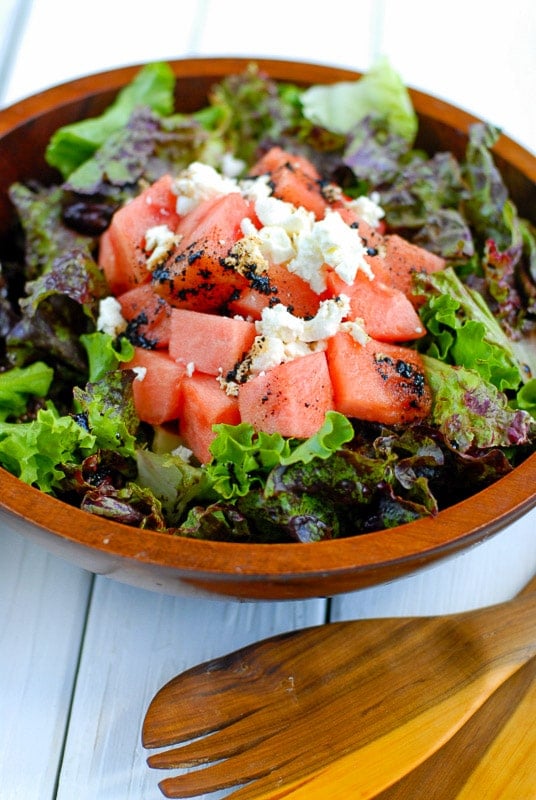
[1,58,535,600]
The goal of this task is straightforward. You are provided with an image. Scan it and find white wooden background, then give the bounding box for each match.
[0,1,535,799]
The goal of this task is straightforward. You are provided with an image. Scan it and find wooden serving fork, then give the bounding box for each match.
[142,575,536,799]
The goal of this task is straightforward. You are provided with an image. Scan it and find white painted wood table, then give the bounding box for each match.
[1,2,535,798]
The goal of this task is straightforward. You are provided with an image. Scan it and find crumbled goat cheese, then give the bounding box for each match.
[246,194,374,294]
[310,209,374,285]
[144,224,182,270]
[131,366,147,381]
[172,162,240,215]
[220,152,246,178]
[240,218,295,265]
[340,320,369,345]
[186,362,195,377]
[245,334,292,374]
[239,296,363,377]
[96,296,127,337]
[171,444,194,463]
[286,228,326,293]
[255,195,314,234]
[256,297,351,345]
[346,192,385,228]
[256,303,307,343]
[239,174,272,203]
[301,295,352,342]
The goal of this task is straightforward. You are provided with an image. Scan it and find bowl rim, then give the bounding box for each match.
[1,56,535,586]
[2,453,536,580]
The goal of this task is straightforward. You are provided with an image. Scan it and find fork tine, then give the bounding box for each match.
[154,683,361,797]
[157,746,295,798]
[150,668,373,798]
[147,716,285,768]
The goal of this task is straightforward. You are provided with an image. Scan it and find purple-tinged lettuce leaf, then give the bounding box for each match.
[8,182,95,280]
[376,151,470,230]
[462,122,510,244]
[206,63,304,164]
[79,482,166,529]
[177,503,254,541]
[64,107,163,195]
[20,248,108,320]
[412,208,475,263]
[45,62,176,179]
[236,488,340,542]
[342,116,408,186]
[5,248,108,380]
[422,354,534,452]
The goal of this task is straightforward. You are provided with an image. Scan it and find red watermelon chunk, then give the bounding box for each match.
[326,332,432,425]
[179,373,240,463]
[325,270,425,342]
[238,351,334,438]
[169,308,256,376]
[124,347,186,425]
[152,193,255,312]
[99,174,180,295]
[117,284,172,349]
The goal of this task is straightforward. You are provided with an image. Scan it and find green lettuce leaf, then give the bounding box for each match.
[206,411,354,500]
[73,369,139,457]
[0,361,54,422]
[0,405,95,491]
[45,62,176,178]
[417,266,525,392]
[300,57,418,143]
[80,331,134,382]
[134,449,210,526]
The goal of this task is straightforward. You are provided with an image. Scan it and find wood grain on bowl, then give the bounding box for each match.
[1,58,535,600]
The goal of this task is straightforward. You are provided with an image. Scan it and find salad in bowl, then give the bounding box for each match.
[0,58,535,553]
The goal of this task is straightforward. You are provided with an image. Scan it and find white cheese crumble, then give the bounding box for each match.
[144,224,182,270]
[131,366,147,381]
[346,192,385,228]
[238,296,366,377]
[220,152,246,178]
[255,195,314,234]
[239,173,272,203]
[171,444,194,463]
[96,296,127,337]
[243,193,375,294]
[312,209,374,284]
[340,320,369,346]
[172,162,240,215]
[240,218,295,265]
[301,294,352,342]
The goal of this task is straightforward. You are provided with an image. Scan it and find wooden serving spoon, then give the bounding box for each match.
[375,654,536,800]
[142,575,536,799]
